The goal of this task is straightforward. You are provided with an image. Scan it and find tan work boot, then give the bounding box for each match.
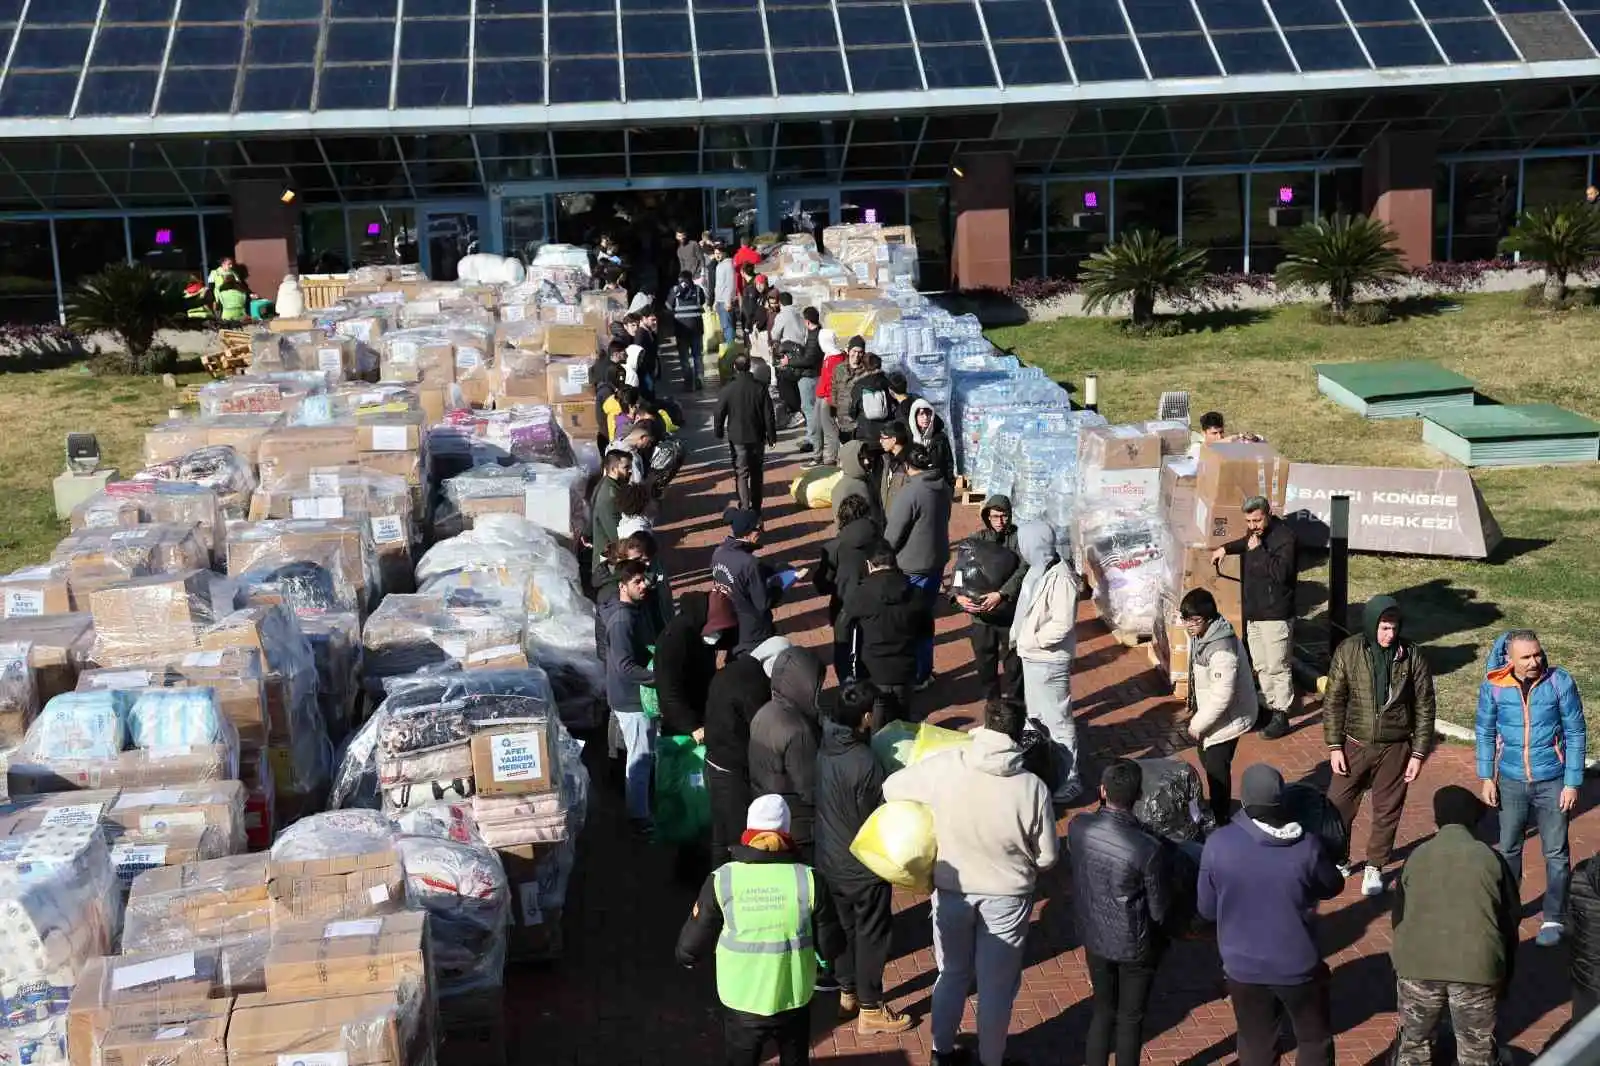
[837,991,859,1018]
[857,1005,914,1035]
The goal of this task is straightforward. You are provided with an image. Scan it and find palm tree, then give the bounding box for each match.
[1275,213,1405,315]
[1500,205,1600,304]
[1077,229,1207,327]
[65,263,189,373]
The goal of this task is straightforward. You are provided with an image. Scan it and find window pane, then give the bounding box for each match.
[909,186,949,290]
[1053,0,1131,36]
[0,72,79,115]
[1183,174,1244,272]
[548,13,616,54]
[982,0,1058,40]
[1249,170,1313,271]
[1123,0,1201,33]
[131,215,201,275]
[0,222,58,324]
[910,0,985,43]
[325,21,396,62]
[773,49,848,93]
[475,59,543,104]
[1521,156,1588,209]
[993,40,1069,83]
[698,52,772,97]
[395,61,467,106]
[1196,0,1273,29]
[169,25,245,66]
[240,65,313,110]
[763,8,836,47]
[25,0,98,22]
[920,43,995,86]
[78,69,159,113]
[1450,160,1517,259]
[1284,25,1368,67]
[316,63,391,108]
[1414,0,1488,16]
[103,0,177,20]
[624,55,695,98]
[160,67,237,112]
[623,12,691,52]
[1066,36,1145,79]
[400,19,469,60]
[1045,180,1110,276]
[475,16,543,58]
[548,56,621,100]
[837,4,910,45]
[1138,33,1220,76]
[1428,18,1517,61]
[91,26,171,67]
[696,10,765,50]
[1266,0,1349,26]
[257,0,324,17]
[1210,28,1295,71]
[249,23,320,64]
[1114,176,1178,236]
[12,27,91,69]
[330,0,394,14]
[1013,180,1044,278]
[848,46,922,90]
[57,219,129,293]
[1358,23,1445,65]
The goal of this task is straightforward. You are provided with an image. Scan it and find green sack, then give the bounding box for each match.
[654,734,711,844]
[639,647,659,719]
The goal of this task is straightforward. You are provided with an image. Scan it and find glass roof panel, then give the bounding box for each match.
[992,39,1070,83]
[0,71,79,115]
[1137,32,1221,76]
[919,42,996,86]
[1426,17,1519,61]
[623,12,692,52]
[910,1,986,43]
[549,0,612,10]
[697,51,771,96]
[1065,34,1145,79]
[837,4,911,45]
[1488,0,1563,9]
[249,23,320,64]
[22,0,100,23]
[91,25,171,66]
[1123,0,1203,34]
[548,56,621,100]
[11,26,92,69]
[624,55,696,98]
[475,16,543,58]
[241,64,314,110]
[480,0,541,11]
[980,0,1059,40]
[1195,0,1273,30]
[1340,0,1413,20]
[104,0,177,19]
[548,13,616,54]
[257,0,324,17]
[395,61,467,107]
[315,63,391,108]
[847,44,922,90]
[1414,0,1491,16]
[1210,28,1296,71]
[1357,22,1446,65]
[1578,13,1600,45]
[1282,24,1368,66]
[325,21,396,61]
[696,10,765,50]
[407,0,468,13]
[1266,0,1350,27]
[1052,0,1131,37]
[1497,11,1594,60]
[764,7,839,48]
[159,68,238,111]
[329,0,394,14]
[773,48,849,92]
[77,68,159,112]
[400,18,469,60]
[168,25,245,67]
[473,59,545,104]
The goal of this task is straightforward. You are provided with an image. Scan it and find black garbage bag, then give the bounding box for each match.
[1018,718,1062,792]
[952,537,1021,597]
[1282,781,1350,866]
[1157,838,1215,940]
[649,435,685,485]
[1133,758,1214,843]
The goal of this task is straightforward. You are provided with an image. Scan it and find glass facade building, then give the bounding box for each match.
[0,0,1595,318]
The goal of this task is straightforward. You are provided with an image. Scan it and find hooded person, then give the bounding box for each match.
[1010,520,1083,803]
[747,645,825,860]
[1179,588,1257,825]
[907,398,954,485]
[677,795,847,1066]
[814,493,881,683]
[704,635,790,865]
[1323,593,1437,897]
[838,541,932,727]
[1197,764,1344,1066]
[955,494,1027,702]
[652,591,717,740]
[884,443,952,688]
[830,439,879,527]
[709,507,781,655]
[882,697,1058,1066]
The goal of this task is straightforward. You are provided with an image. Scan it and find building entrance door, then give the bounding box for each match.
[419,204,487,280]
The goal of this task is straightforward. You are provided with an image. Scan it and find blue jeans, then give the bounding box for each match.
[905,571,942,683]
[614,709,657,821]
[717,307,734,347]
[679,327,704,387]
[799,375,820,449]
[1497,774,1570,923]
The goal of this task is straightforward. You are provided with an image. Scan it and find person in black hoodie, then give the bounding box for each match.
[713,354,777,514]
[816,680,914,1035]
[957,495,1028,702]
[908,398,955,486]
[815,494,879,683]
[652,591,716,742]
[747,644,825,861]
[704,636,791,865]
[849,353,894,443]
[840,541,933,727]
[710,507,800,655]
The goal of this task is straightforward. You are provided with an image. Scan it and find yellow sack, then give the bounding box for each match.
[871,721,972,773]
[790,466,842,509]
[909,723,971,765]
[703,307,722,349]
[850,801,937,893]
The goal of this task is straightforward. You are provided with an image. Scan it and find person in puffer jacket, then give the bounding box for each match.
[1010,520,1081,803]
[1180,588,1258,826]
[747,645,825,860]
[955,496,1027,701]
[1476,628,1585,946]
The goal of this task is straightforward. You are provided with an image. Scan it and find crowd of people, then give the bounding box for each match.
[580,242,1592,1066]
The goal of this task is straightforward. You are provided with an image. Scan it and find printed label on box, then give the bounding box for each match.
[182,651,224,668]
[367,884,389,905]
[518,882,542,927]
[411,299,440,316]
[90,670,152,690]
[325,918,383,938]
[370,515,405,544]
[502,304,526,322]
[3,588,44,617]
[553,304,581,324]
[39,803,105,829]
[456,347,483,370]
[567,363,589,386]
[308,471,341,494]
[139,811,207,833]
[440,636,468,659]
[292,496,345,520]
[388,341,418,363]
[490,731,543,783]
[113,843,169,882]
[370,425,411,452]
[317,348,344,374]
[111,951,195,991]
[278,1055,348,1066]
[110,529,148,541]
[84,511,119,529]
[115,789,184,810]
[523,484,569,533]
[466,644,521,664]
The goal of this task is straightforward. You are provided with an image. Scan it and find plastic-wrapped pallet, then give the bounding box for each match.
[1082,511,1171,638]
[70,481,227,567]
[0,639,38,746]
[134,444,258,520]
[226,518,376,617]
[248,469,415,599]
[195,371,330,418]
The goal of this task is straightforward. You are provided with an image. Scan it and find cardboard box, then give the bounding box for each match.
[226,520,369,612]
[8,745,236,795]
[550,401,597,437]
[89,570,213,662]
[265,911,428,996]
[256,426,361,485]
[542,324,599,359]
[100,999,231,1066]
[1168,541,1245,633]
[269,317,317,333]
[416,384,448,427]
[67,978,231,1066]
[543,358,594,403]
[0,611,93,700]
[462,644,528,670]
[381,337,455,384]
[359,450,424,487]
[108,825,229,890]
[122,853,272,950]
[1160,456,1199,535]
[1193,442,1291,548]
[204,418,280,467]
[470,722,556,797]
[144,422,212,466]
[226,989,415,1066]
[266,849,405,924]
[105,780,246,845]
[357,420,422,454]
[0,563,73,617]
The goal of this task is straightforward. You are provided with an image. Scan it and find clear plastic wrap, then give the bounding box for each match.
[0,639,38,746]
[413,515,573,586]
[134,445,258,521]
[470,718,584,849]
[226,518,376,616]
[298,611,363,742]
[120,852,271,952]
[0,613,94,703]
[196,371,331,418]
[1082,512,1171,638]
[259,334,359,379]
[361,595,524,693]
[143,416,281,469]
[248,469,415,600]
[87,570,215,665]
[105,779,249,855]
[379,326,460,384]
[53,524,209,587]
[226,980,433,1066]
[0,563,74,618]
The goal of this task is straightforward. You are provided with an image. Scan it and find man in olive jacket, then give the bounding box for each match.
[1324,595,1437,897]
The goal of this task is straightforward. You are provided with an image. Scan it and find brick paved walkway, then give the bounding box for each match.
[508,383,1587,1065]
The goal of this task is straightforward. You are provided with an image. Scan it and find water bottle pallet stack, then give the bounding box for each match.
[0,253,622,1066]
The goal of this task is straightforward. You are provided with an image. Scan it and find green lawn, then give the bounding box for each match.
[989,294,1600,731]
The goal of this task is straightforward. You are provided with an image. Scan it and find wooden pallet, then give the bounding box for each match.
[953,475,985,505]
[200,329,254,378]
[301,274,348,310]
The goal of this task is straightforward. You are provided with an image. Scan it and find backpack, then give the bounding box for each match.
[859,382,890,422]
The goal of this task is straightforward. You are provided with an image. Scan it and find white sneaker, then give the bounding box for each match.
[1361,866,1385,896]
[1537,921,1565,947]
[1337,862,1354,879]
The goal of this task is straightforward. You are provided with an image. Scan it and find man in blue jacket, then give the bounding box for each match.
[1199,763,1344,1066]
[1476,627,1586,947]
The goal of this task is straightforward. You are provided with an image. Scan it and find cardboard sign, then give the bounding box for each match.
[1284,464,1502,559]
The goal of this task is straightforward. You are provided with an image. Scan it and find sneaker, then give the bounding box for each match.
[914,674,937,693]
[814,972,842,993]
[1337,862,1354,879]
[802,458,822,469]
[1361,866,1385,897]
[1537,921,1565,947]
[1053,782,1084,807]
[857,1005,913,1035]
[1261,712,1293,740]
[838,992,859,1019]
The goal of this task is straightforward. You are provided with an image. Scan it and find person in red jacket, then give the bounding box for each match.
[732,235,762,296]
[814,328,847,466]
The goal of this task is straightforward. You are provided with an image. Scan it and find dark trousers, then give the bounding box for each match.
[723,1005,809,1066]
[730,443,766,513]
[1085,951,1159,1066]
[831,881,894,1008]
[873,683,913,730]
[970,623,1023,701]
[1228,968,1335,1066]
[776,369,802,416]
[1327,736,1412,869]
[1199,738,1239,826]
[706,762,749,867]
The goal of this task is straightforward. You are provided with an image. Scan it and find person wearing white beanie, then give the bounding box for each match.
[677,794,847,1064]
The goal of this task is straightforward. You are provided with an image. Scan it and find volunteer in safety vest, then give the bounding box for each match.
[677,794,845,1066]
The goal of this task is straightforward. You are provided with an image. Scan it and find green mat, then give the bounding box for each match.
[1422,403,1600,466]
[1314,360,1477,419]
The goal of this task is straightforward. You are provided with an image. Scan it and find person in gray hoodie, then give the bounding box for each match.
[883,699,1058,1066]
[603,559,657,832]
[883,443,952,687]
[830,439,880,528]
[747,645,826,860]
[1011,520,1082,803]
